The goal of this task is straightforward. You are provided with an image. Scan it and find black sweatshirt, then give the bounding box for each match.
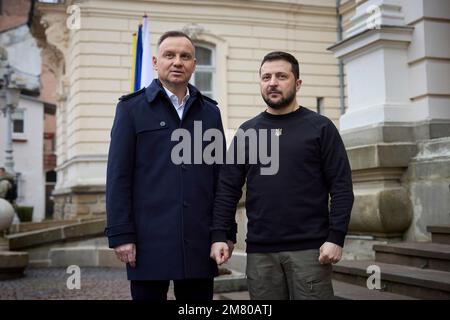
[211,107,354,253]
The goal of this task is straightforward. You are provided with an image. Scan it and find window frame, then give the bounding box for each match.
[192,43,216,100]
[11,108,26,138]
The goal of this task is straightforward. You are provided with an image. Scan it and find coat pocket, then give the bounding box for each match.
[136,120,169,134]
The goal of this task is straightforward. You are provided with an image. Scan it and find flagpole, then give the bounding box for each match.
[130,32,137,92]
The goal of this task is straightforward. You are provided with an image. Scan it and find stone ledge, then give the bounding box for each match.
[428,225,450,234]
[333,260,450,299]
[373,242,450,260]
[8,220,80,234]
[0,251,28,280]
[341,121,450,148]
[48,246,123,268]
[6,219,106,250]
[347,143,418,170]
[52,185,106,196]
[214,270,247,293]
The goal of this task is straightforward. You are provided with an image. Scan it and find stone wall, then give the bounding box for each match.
[405,137,450,241]
[53,186,105,220]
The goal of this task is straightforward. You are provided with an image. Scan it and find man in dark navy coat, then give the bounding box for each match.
[105,31,232,300]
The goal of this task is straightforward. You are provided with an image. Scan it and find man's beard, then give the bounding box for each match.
[262,87,296,109]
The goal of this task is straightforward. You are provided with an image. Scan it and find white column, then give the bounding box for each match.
[330,0,414,131]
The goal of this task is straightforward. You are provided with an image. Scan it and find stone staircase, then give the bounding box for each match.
[1,218,248,293]
[0,218,106,273]
[3,218,449,299]
[332,225,450,299]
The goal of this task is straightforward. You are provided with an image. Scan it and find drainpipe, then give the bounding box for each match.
[336,0,346,115]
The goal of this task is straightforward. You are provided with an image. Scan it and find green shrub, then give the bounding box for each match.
[16,206,33,222]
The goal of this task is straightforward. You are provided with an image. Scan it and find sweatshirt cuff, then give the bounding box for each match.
[211,230,228,244]
[227,222,238,243]
[326,230,346,247]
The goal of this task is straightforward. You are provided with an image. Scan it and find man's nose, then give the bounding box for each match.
[173,55,182,66]
[268,76,278,86]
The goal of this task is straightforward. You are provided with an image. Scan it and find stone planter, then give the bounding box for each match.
[0,198,15,232]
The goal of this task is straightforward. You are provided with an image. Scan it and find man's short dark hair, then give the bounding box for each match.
[157,31,194,48]
[260,51,300,80]
[0,167,5,173]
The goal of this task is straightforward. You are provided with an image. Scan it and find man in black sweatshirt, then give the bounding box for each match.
[210,51,354,300]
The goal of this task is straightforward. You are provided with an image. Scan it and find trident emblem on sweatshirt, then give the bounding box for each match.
[274,128,282,137]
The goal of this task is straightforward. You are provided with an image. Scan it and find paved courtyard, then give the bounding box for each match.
[0,267,238,300]
[0,267,133,300]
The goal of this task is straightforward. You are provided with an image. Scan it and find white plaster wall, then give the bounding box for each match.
[0,25,41,90]
[0,97,45,222]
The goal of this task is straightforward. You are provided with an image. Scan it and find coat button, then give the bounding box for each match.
[160,121,166,127]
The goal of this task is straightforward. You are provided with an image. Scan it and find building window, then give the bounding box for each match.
[192,45,215,99]
[316,97,324,115]
[12,109,25,134]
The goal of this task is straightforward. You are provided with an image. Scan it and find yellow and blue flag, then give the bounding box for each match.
[130,16,153,92]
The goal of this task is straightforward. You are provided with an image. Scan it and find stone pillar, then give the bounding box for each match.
[31,3,106,220]
[329,0,450,255]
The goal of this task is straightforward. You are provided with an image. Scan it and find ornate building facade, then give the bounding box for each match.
[30,0,450,254]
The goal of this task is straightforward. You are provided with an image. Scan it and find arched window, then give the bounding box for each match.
[192,45,215,99]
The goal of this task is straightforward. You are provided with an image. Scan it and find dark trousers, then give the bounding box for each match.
[130,278,214,301]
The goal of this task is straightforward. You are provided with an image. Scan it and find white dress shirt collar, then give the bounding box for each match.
[163,86,190,119]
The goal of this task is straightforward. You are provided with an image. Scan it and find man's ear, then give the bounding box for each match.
[296,79,302,91]
[152,56,157,70]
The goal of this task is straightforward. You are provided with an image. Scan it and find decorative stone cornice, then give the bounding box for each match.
[344,0,406,39]
[37,5,69,63]
[31,2,70,102]
[328,25,413,62]
[182,23,205,40]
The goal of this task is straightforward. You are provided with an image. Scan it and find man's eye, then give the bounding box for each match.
[278,75,287,79]
[181,54,192,60]
[164,53,174,58]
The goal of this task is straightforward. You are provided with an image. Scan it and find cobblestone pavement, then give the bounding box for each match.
[0,267,232,300]
[0,267,133,300]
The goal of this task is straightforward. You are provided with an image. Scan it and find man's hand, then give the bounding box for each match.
[114,243,136,267]
[319,242,342,265]
[210,241,234,265]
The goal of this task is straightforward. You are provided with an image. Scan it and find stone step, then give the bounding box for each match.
[217,291,250,300]
[427,225,450,245]
[333,260,450,299]
[45,245,245,293]
[8,217,100,234]
[216,280,416,300]
[0,251,28,280]
[46,245,247,293]
[214,270,247,294]
[48,246,123,268]
[374,242,450,272]
[332,280,416,300]
[415,137,450,160]
[6,219,106,250]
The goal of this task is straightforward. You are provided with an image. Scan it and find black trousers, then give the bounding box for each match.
[130,278,214,301]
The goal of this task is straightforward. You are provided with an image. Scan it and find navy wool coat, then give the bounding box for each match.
[105,79,224,280]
